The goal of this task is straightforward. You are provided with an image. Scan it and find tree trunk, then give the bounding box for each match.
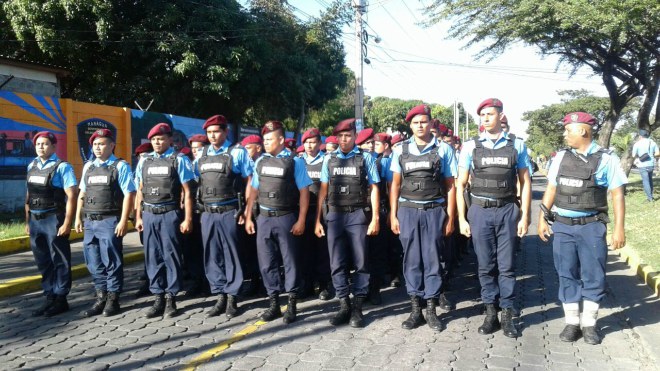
[597,110,622,149]
[620,141,635,176]
[296,98,306,141]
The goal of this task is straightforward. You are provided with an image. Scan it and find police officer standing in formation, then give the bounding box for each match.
[456,98,531,338]
[356,128,375,153]
[74,129,136,317]
[325,136,338,152]
[632,129,659,203]
[26,131,78,317]
[300,128,333,300]
[389,105,457,331]
[315,118,381,328]
[538,112,627,345]
[245,120,312,324]
[194,115,253,318]
[135,123,195,318]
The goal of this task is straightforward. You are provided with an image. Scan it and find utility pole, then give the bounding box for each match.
[453,100,458,135]
[354,0,365,131]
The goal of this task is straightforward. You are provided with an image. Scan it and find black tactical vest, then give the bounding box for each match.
[197,146,241,205]
[83,160,125,215]
[554,149,608,212]
[305,158,323,206]
[470,135,518,200]
[256,156,299,210]
[141,154,181,205]
[327,151,368,207]
[26,159,66,211]
[399,142,445,200]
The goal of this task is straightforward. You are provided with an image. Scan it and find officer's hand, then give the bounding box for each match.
[245,219,256,235]
[291,219,305,236]
[74,219,83,234]
[237,213,245,225]
[517,219,528,238]
[367,220,379,236]
[390,216,400,235]
[538,219,552,242]
[459,219,471,238]
[57,224,71,237]
[611,229,626,250]
[135,219,144,233]
[314,221,325,238]
[443,216,455,236]
[115,220,128,237]
[180,219,192,234]
[25,224,30,235]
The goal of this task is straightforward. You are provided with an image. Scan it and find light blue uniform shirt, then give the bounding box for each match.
[193,141,253,206]
[632,137,658,168]
[547,142,627,217]
[27,153,78,214]
[390,137,457,204]
[80,154,136,195]
[320,145,380,185]
[303,150,325,166]
[379,154,393,183]
[251,148,313,190]
[458,132,530,201]
[135,147,195,206]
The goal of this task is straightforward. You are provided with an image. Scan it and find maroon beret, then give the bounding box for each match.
[284,138,297,148]
[188,134,208,145]
[301,128,321,143]
[320,143,327,151]
[147,123,172,139]
[296,145,305,153]
[436,123,449,136]
[33,131,57,145]
[374,132,391,144]
[261,120,284,136]
[325,136,338,144]
[241,135,262,146]
[333,118,356,135]
[563,112,596,126]
[203,115,228,130]
[355,128,375,145]
[453,136,461,143]
[477,98,503,115]
[88,129,114,145]
[447,129,453,136]
[134,142,153,156]
[405,104,432,122]
[391,134,404,145]
[179,147,192,156]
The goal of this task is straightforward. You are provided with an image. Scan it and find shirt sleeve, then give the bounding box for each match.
[440,144,457,178]
[231,147,253,178]
[135,157,145,184]
[597,153,628,190]
[79,162,91,192]
[251,157,262,189]
[320,155,330,183]
[364,152,381,185]
[58,162,78,189]
[176,156,195,184]
[389,148,402,174]
[546,152,565,186]
[117,161,137,194]
[458,140,475,170]
[293,157,313,189]
[516,140,531,170]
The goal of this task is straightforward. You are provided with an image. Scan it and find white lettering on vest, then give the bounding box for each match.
[261,166,284,176]
[558,177,583,187]
[481,157,509,166]
[200,163,224,171]
[88,175,109,184]
[333,167,357,176]
[405,161,431,171]
[28,175,47,185]
[307,171,321,179]
[147,166,169,175]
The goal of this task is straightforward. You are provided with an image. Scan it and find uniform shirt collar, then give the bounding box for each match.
[479,130,509,143]
[570,141,600,156]
[150,147,175,158]
[304,150,324,163]
[264,148,291,158]
[36,153,59,167]
[337,145,361,156]
[209,140,232,155]
[93,154,118,167]
[404,136,439,152]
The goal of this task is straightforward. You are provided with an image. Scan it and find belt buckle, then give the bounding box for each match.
[267,210,277,217]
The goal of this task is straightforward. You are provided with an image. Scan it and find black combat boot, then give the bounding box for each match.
[367,279,382,305]
[261,294,282,321]
[329,297,352,326]
[206,294,227,318]
[401,295,425,330]
[582,326,601,345]
[283,294,298,324]
[559,324,582,342]
[318,282,332,301]
[478,304,501,335]
[438,293,454,311]
[349,296,366,328]
[33,295,56,317]
[426,299,443,331]
[501,308,518,338]
[44,295,69,317]
[102,292,121,316]
[225,295,239,318]
[163,294,179,318]
[144,294,165,318]
[84,290,107,317]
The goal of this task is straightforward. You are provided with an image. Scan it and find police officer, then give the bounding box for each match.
[194,115,253,317]
[389,105,457,331]
[356,128,375,153]
[135,123,195,318]
[26,131,78,317]
[133,142,153,298]
[538,112,627,345]
[632,129,659,202]
[325,136,339,152]
[456,98,531,338]
[245,120,312,324]
[315,118,381,328]
[74,129,136,317]
[300,128,332,300]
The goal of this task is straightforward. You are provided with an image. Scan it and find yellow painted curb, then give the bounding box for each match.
[615,245,660,297]
[0,250,144,299]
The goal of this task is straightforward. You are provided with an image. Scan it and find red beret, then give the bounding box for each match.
[134,142,153,156]
[241,135,262,146]
[405,104,432,122]
[261,120,284,136]
[320,143,327,151]
[284,138,297,148]
[301,128,321,143]
[188,134,208,145]
[333,118,356,135]
[325,136,338,144]
[391,134,404,145]
[453,136,461,143]
[203,115,228,130]
[563,112,596,126]
[477,98,503,115]
[88,129,114,145]
[33,131,57,145]
[179,147,192,156]
[374,132,391,144]
[147,123,172,139]
[447,129,453,136]
[296,145,305,153]
[437,123,449,136]
[355,128,374,145]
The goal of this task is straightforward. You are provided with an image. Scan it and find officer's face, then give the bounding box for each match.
[92,137,115,160]
[336,130,356,153]
[443,135,453,145]
[304,137,320,156]
[244,143,262,160]
[35,137,55,158]
[326,143,338,152]
[206,125,228,148]
[150,134,171,154]
[359,138,375,152]
[563,123,588,148]
[410,115,432,139]
[263,131,284,155]
[190,142,205,158]
[374,141,389,155]
[480,107,503,133]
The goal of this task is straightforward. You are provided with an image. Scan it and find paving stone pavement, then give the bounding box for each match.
[0,178,659,370]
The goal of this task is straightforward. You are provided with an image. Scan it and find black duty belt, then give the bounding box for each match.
[328,205,370,213]
[204,204,238,213]
[143,204,179,214]
[471,196,516,208]
[85,214,119,221]
[554,214,605,226]
[30,211,58,220]
[259,207,294,217]
[399,201,444,210]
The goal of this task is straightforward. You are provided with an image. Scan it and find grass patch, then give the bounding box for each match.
[0,212,26,240]
[611,172,660,270]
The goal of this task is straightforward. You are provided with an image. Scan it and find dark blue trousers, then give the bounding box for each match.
[368,211,390,286]
[143,210,183,295]
[552,220,608,303]
[200,210,244,296]
[468,203,519,309]
[301,207,331,289]
[29,213,71,296]
[256,213,300,296]
[83,216,124,292]
[397,206,446,299]
[326,210,370,298]
[183,212,205,283]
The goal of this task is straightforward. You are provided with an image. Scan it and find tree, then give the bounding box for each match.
[426,0,660,148]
